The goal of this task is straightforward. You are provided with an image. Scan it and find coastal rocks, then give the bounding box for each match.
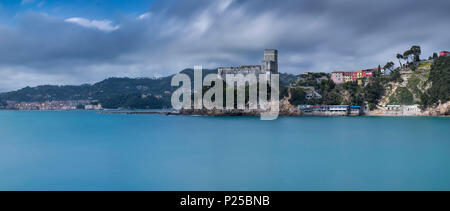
[178,107,301,117]
[368,102,450,117]
[424,101,450,116]
[179,108,252,116]
[178,101,300,117]
[279,98,301,116]
[438,102,450,115]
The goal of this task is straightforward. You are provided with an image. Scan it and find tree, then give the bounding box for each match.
[323,92,342,105]
[351,93,364,106]
[289,88,307,106]
[410,64,417,72]
[279,86,289,100]
[389,87,415,105]
[396,54,404,67]
[383,61,395,72]
[410,45,421,62]
[424,56,450,106]
[373,65,382,78]
[365,78,384,110]
[403,50,412,63]
[389,69,403,83]
[433,52,439,59]
[319,79,335,93]
[419,92,431,109]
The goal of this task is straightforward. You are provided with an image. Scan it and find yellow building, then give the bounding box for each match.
[357,79,363,86]
[356,70,363,79]
[344,75,352,82]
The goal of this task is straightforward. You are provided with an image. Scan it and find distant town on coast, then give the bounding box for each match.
[1,46,450,117]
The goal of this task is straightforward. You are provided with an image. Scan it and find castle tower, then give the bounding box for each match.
[262,49,278,74]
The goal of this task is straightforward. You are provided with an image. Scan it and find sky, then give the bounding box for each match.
[0,0,449,91]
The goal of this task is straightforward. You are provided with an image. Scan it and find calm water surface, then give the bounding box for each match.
[0,111,449,190]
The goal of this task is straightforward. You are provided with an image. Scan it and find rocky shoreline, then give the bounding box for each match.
[99,99,450,117]
[100,102,450,117]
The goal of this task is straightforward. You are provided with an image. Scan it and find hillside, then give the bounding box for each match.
[380,56,450,109]
[0,77,175,109]
[422,56,450,107]
[379,67,430,107]
[0,68,299,109]
[0,68,217,109]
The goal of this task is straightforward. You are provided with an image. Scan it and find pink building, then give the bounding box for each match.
[331,71,344,84]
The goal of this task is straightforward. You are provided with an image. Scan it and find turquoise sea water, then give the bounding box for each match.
[0,110,450,190]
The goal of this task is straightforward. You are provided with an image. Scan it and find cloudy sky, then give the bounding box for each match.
[0,0,449,91]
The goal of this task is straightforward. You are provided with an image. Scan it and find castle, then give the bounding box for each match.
[218,49,278,80]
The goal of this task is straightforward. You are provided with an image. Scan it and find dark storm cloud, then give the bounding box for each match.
[0,13,139,68]
[0,0,450,91]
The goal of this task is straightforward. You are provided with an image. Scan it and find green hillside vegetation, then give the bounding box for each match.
[407,73,422,97]
[388,87,415,105]
[364,78,385,110]
[287,79,342,106]
[0,77,173,102]
[342,81,365,106]
[279,86,289,100]
[279,73,299,86]
[100,93,169,109]
[296,72,329,88]
[289,88,307,105]
[421,56,450,108]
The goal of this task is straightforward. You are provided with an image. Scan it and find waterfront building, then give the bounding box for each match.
[313,105,328,112]
[298,105,313,113]
[350,106,361,115]
[298,105,361,116]
[328,105,349,113]
[386,105,401,111]
[383,105,421,116]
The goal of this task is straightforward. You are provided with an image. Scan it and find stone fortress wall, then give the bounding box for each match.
[218,49,278,80]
